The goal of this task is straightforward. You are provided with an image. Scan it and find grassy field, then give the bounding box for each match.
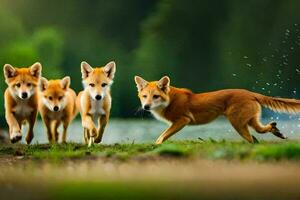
[1,140,300,161]
[1,140,300,199]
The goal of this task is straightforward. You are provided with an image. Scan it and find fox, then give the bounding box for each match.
[39,76,77,143]
[3,62,42,144]
[134,75,300,144]
[77,61,116,146]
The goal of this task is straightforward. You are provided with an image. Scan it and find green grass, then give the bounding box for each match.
[1,140,300,161]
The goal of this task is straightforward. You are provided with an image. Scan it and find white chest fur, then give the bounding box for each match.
[80,95,106,117]
[13,101,34,118]
[151,110,172,125]
[90,99,105,116]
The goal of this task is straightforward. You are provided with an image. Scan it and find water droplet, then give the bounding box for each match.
[266,83,270,86]
[296,69,300,73]
[262,87,265,90]
[290,47,294,50]
[243,56,248,59]
[246,63,252,67]
[232,73,237,77]
[273,83,278,86]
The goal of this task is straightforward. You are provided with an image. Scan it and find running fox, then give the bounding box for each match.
[3,62,42,144]
[39,76,77,143]
[77,61,116,146]
[135,75,300,144]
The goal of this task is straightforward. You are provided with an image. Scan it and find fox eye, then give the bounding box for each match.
[16,83,21,88]
[27,83,31,87]
[153,95,160,99]
[142,95,147,98]
[101,83,107,87]
[49,96,53,100]
[58,96,63,100]
[89,83,95,87]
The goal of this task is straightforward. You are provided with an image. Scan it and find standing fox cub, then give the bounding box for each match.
[135,76,300,144]
[3,62,42,144]
[77,61,116,146]
[39,76,77,143]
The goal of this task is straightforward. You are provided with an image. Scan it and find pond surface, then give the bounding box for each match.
[19,117,300,144]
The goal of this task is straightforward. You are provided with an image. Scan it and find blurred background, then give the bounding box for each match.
[0,0,299,139]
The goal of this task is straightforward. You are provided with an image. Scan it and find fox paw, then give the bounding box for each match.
[10,132,22,143]
[89,127,97,138]
[270,122,287,139]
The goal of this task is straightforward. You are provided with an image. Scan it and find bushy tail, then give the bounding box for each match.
[256,94,300,114]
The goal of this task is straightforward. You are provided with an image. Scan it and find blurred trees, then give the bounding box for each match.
[0,0,299,120]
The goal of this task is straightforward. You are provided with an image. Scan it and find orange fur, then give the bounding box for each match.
[76,61,116,146]
[135,76,300,144]
[39,76,77,143]
[3,63,42,144]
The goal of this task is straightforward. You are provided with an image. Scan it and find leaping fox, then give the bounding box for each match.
[135,76,300,144]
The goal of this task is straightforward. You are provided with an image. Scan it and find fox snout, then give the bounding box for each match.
[53,105,59,112]
[18,90,31,100]
[95,94,102,101]
[21,92,28,99]
[143,104,151,110]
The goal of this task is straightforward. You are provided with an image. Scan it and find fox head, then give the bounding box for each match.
[81,61,116,101]
[3,62,42,100]
[40,76,71,112]
[134,76,170,111]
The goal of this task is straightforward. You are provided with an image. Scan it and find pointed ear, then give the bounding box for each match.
[104,61,116,79]
[134,76,148,92]
[157,76,170,93]
[39,77,48,91]
[81,61,93,79]
[3,64,16,79]
[30,62,42,78]
[61,76,70,90]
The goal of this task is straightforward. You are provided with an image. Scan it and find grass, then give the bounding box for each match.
[1,140,300,199]
[1,140,300,161]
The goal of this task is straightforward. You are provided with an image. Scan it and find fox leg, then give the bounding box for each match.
[87,129,94,147]
[82,115,97,138]
[95,114,109,144]
[43,117,54,143]
[53,121,61,142]
[228,115,254,143]
[6,112,22,143]
[249,115,287,139]
[155,117,190,145]
[84,128,89,144]
[25,111,37,144]
[62,120,70,144]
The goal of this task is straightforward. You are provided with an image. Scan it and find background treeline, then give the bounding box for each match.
[0,0,299,119]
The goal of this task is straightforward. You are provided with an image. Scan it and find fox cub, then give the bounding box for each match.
[77,61,116,146]
[135,76,300,144]
[3,62,42,144]
[39,76,77,143]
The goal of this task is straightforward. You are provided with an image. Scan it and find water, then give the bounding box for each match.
[19,118,300,144]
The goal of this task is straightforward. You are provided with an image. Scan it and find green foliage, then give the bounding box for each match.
[0,0,299,119]
[32,27,64,78]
